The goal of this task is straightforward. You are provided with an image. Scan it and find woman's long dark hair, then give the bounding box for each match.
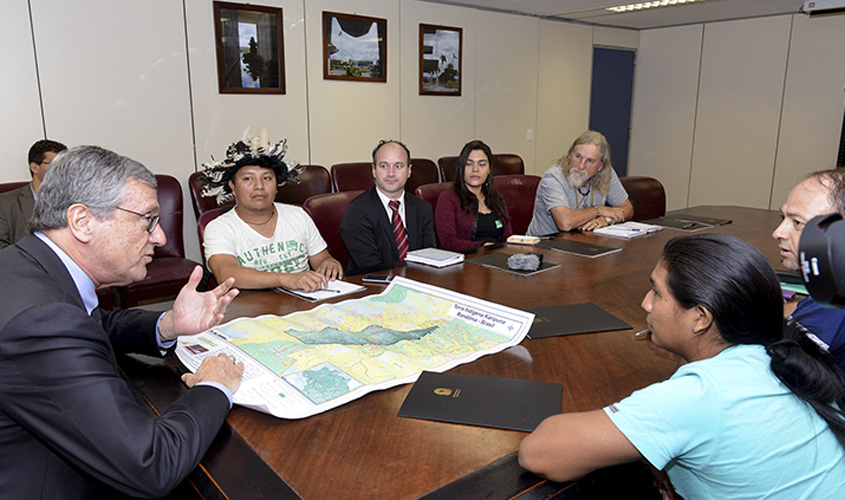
[661,234,845,446]
[452,140,508,221]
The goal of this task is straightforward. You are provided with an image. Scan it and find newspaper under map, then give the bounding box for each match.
[176,277,535,419]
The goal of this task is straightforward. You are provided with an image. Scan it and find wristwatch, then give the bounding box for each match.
[604,216,613,225]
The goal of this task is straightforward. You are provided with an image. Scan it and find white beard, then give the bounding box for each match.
[568,169,588,189]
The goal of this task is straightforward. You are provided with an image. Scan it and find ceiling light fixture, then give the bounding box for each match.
[606,0,709,13]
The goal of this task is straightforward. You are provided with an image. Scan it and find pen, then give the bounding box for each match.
[635,328,651,340]
[319,288,342,293]
[682,223,696,229]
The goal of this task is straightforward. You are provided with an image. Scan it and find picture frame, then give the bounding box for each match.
[322,11,387,83]
[213,1,285,94]
[419,24,462,96]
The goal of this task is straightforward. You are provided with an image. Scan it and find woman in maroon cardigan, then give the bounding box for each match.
[435,140,513,251]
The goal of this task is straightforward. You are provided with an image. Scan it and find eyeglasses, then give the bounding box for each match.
[114,206,160,233]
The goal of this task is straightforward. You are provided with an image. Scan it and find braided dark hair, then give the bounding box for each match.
[661,234,845,446]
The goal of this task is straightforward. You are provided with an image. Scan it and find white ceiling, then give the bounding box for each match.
[419,0,807,29]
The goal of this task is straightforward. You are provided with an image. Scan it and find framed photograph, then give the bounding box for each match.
[213,1,285,94]
[419,24,462,96]
[322,11,387,83]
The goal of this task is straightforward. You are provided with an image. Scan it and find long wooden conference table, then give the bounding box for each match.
[122,205,785,500]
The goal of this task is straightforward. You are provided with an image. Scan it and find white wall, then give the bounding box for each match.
[5,0,611,262]
[630,13,845,212]
[9,2,845,262]
[0,1,52,177]
[185,0,311,169]
[473,11,540,172]
[399,0,477,163]
[688,15,791,209]
[27,0,200,257]
[773,13,845,207]
[535,20,594,175]
[627,24,702,210]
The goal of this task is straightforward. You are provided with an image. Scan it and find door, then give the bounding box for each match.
[589,47,635,176]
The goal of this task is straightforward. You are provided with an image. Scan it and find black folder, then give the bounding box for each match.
[536,239,621,258]
[642,217,709,231]
[398,371,562,432]
[527,303,632,338]
[467,251,560,275]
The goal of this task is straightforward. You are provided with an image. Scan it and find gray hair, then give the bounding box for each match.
[29,145,156,232]
[558,130,613,195]
[806,168,845,216]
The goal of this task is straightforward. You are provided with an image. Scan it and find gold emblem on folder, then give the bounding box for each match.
[434,387,461,398]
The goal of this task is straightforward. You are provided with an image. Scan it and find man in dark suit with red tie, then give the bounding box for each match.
[0,145,243,499]
[340,140,435,275]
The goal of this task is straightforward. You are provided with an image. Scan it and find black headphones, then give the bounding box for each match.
[799,213,845,308]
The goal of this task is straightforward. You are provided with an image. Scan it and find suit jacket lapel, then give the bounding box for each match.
[19,186,35,215]
[17,234,87,312]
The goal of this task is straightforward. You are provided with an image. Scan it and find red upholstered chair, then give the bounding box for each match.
[620,176,666,221]
[437,156,460,183]
[196,207,226,290]
[276,164,331,205]
[414,182,451,247]
[197,207,225,265]
[491,153,525,176]
[188,171,234,221]
[303,190,364,270]
[116,174,201,307]
[0,181,29,193]
[439,153,525,182]
[414,182,451,217]
[331,162,372,192]
[492,174,541,235]
[405,158,440,194]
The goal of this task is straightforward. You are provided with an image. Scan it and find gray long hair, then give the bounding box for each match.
[30,145,156,232]
[558,130,613,195]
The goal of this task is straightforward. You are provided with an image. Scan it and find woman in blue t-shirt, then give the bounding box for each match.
[519,233,845,499]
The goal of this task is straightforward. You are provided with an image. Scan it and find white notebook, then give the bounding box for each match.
[593,221,663,240]
[406,248,465,268]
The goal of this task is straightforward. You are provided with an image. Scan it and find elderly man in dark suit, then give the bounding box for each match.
[0,139,67,248]
[0,145,243,499]
[340,140,435,275]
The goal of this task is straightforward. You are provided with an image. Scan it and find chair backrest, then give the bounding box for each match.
[492,174,541,235]
[331,162,373,192]
[619,175,666,221]
[154,174,185,258]
[438,153,525,183]
[303,190,364,269]
[406,158,440,194]
[414,182,451,216]
[0,181,28,194]
[197,207,225,264]
[438,156,460,183]
[415,182,451,248]
[491,153,525,176]
[276,164,331,205]
[188,171,234,221]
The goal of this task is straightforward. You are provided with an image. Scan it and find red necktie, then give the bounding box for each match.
[389,200,409,260]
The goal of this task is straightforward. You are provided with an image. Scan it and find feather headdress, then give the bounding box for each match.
[201,127,301,205]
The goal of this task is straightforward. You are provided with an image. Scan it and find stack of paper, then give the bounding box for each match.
[276,280,366,302]
[594,221,662,239]
[406,248,465,268]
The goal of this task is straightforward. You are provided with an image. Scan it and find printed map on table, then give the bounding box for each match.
[176,277,535,419]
